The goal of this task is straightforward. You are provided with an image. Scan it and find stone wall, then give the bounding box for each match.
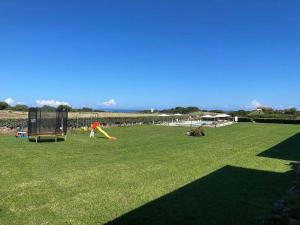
[0,127,18,135]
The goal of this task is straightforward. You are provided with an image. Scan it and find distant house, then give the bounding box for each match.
[256,107,263,112]
[256,106,273,113]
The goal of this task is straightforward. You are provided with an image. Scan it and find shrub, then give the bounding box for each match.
[189,127,205,137]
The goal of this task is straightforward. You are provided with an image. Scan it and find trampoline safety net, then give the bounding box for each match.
[28,108,68,136]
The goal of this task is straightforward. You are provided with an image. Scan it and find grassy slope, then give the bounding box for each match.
[0,123,300,225]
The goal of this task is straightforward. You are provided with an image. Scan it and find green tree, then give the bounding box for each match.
[284,107,297,115]
[93,109,105,112]
[230,110,250,117]
[0,101,9,110]
[160,106,200,114]
[209,109,225,113]
[78,107,93,112]
[41,105,56,112]
[13,104,29,111]
[57,105,72,111]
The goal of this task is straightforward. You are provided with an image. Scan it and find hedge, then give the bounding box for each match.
[0,116,190,129]
[249,114,299,119]
[2,116,300,129]
[237,117,300,124]
[237,117,253,122]
[0,119,27,129]
[68,116,190,127]
[253,118,300,124]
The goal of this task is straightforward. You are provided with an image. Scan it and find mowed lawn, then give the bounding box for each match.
[1,123,300,225]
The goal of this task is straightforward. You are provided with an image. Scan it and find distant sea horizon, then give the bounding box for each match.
[100,108,143,113]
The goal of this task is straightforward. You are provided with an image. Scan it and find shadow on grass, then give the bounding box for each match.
[28,137,65,143]
[96,136,117,140]
[258,132,300,161]
[106,132,300,225]
[105,166,293,225]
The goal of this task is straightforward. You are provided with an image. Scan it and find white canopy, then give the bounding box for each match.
[214,114,231,118]
[174,113,182,116]
[159,114,170,117]
[201,115,214,118]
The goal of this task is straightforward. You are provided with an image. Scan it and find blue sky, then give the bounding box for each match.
[0,0,299,110]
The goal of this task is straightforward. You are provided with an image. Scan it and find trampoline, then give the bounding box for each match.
[28,107,68,142]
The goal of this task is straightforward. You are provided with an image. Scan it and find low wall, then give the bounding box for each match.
[0,127,18,135]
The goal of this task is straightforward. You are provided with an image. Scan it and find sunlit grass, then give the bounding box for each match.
[0,123,299,225]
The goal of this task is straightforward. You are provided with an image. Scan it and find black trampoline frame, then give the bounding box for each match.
[28,107,68,142]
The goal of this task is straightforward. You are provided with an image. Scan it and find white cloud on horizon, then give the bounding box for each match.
[98,99,117,107]
[245,99,263,109]
[36,99,71,107]
[4,98,15,105]
[277,105,284,109]
[251,100,262,108]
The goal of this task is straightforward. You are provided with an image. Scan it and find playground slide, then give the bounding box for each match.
[96,126,113,139]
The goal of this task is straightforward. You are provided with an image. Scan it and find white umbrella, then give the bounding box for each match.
[159,114,170,117]
[201,115,214,118]
[215,114,231,118]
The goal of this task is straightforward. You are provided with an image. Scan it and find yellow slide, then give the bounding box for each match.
[96,126,117,140]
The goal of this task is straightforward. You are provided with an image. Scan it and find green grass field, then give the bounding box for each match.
[1,123,300,225]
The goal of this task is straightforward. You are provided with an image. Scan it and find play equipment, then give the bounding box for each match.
[15,122,28,138]
[80,126,89,131]
[28,107,68,142]
[90,122,117,140]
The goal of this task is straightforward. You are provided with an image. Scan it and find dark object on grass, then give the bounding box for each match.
[188,127,205,137]
[28,107,68,142]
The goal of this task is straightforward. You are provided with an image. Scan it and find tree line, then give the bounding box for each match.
[0,102,29,111]
[229,107,298,117]
[0,101,298,116]
[0,102,104,112]
[141,106,201,114]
